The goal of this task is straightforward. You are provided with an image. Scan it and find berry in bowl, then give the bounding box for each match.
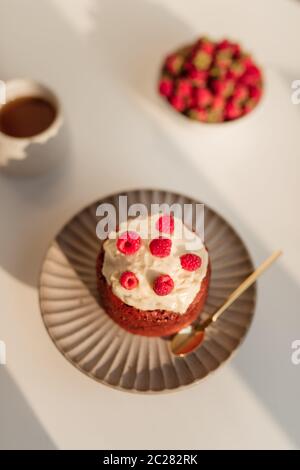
[158,37,263,123]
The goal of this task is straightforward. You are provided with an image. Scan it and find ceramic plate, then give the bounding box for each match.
[39,189,256,393]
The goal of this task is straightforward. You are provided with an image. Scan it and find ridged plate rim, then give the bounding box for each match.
[38,188,256,394]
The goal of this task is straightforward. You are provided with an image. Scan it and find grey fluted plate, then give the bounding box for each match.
[39,189,256,393]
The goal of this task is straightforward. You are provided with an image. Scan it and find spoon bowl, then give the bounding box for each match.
[171,250,282,357]
[171,326,206,356]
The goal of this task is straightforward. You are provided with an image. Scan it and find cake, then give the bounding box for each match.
[96,214,210,337]
[158,36,263,123]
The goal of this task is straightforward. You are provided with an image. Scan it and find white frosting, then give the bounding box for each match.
[102,215,209,314]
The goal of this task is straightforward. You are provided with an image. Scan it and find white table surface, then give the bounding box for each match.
[0,0,300,450]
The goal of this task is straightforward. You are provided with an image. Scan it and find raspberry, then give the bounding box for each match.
[149,237,172,257]
[212,78,235,97]
[117,231,141,255]
[176,79,192,98]
[211,95,225,111]
[186,93,197,109]
[231,43,241,57]
[249,85,262,101]
[214,50,233,69]
[240,65,261,86]
[183,62,196,75]
[156,215,175,234]
[199,39,215,55]
[165,53,184,75]
[193,37,214,55]
[180,253,202,271]
[229,60,246,79]
[194,87,213,108]
[120,271,139,290]
[153,275,174,296]
[217,39,231,51]
[169,94,186,112]
[243,97,257,114]
[240,54,254,69]
[158,77,173,98]
[188,108,208,122]
[188,68,208,86]
[233,84,249,102]
[217,40,238,58]
[225,99,242,120]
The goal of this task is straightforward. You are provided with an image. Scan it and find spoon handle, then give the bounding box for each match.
[212,250,282,323]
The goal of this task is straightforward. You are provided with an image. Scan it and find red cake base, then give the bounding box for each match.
[96,251,210,337]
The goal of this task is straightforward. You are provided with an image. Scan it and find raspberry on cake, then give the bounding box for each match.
[116,231,141,255]
[158,36,263,123]
[120,271,139,290]
[156,214,175,234]
[180,253,202,271]
[153,274,174,296]
[149,237,172,257]
[96,214,210,337]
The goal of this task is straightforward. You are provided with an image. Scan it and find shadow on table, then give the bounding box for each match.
[86,0,300,447]
[0,0,299,449]
[231,256,300,447]
[0,0,192,289]
[0,122,72,287]
[0,368,56,450]
[88,0,195,100]
[88,0,300,445]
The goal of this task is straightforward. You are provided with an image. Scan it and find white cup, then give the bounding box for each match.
[0,78,64,176]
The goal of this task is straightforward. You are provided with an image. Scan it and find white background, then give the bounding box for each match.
[0,0,299,449]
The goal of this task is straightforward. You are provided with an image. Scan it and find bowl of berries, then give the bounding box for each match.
[158,37,263,124]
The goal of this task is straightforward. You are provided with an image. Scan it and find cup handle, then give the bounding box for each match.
[0,134,28,166]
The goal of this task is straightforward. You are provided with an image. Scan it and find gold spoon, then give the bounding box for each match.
[171,250,282,357]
